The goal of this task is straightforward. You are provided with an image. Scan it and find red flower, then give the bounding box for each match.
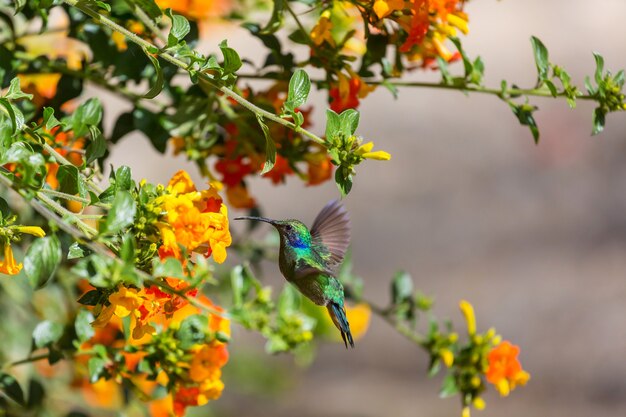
[262,155,293,184]
[214,157,253,187]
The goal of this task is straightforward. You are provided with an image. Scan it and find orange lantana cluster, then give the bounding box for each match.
[486,341,531,397]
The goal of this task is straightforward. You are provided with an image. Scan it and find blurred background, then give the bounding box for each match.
[102,0,626,416]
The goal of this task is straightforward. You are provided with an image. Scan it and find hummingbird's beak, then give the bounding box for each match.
[233,216,276,225]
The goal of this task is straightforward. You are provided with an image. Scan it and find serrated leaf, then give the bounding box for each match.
[24,236,62,289]
[32,321,63,348]
[257,115,276,174]
[166,9,190,46]
[86,125,106,165]
[102,191,136,234]
[530,36,550,82]
[285,69,310,111]
[143,50,164,99]
[219,40,242,75]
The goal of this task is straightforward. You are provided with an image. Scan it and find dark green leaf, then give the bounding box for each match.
[71,98,102,137]
[26,379,45,408]
[0,98,24,133]
[120,234,135,263]
[176,315,208,349]
[0,196,10,219]
[219,40,242,75]
[134,0,162,20]
[259,0,285,34]
[75,309,95,343]
[0,373,25,406]
[530,36,550,82]
[57,165,88,201]
[24,236,62,289]
[257,115,276,175]
[285,69,310,111]
[77,289,103,306]
[592,107,605,135]
[509,102,540,144]
[86,125,107,165]
[334,168,352,196]
[166,9,190,46]
[102,191,136,234]
[143,51,164,99]
[32,321,63,348]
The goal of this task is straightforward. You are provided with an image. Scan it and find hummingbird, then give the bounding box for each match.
[235,200,354,348]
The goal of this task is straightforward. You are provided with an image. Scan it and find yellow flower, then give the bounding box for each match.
[447,12,469,35]
[356,141,391,161]
[0,243,22,275]
[16,226,46,237]
[440,348,454,367]
[310,12,335,47]
[459,299,476,336]
[473,397,486,410]
[109,286,143,317]
[373,0,405,19]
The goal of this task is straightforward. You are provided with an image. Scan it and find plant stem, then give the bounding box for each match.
[7,353,51,368]
[61,0,327,146]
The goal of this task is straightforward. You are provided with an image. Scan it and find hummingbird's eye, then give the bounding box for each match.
[285,225,293,231]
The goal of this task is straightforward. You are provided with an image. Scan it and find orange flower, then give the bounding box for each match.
[486,341,530,396]
[306,153,333,186]
[329,73,374,113]
[156,0,231,20]
[225,183,256,209]
[214,156,254,187]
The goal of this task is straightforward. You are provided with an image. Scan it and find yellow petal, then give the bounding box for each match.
[459,300,476,335]
[361,151,391,161]
[16,226,46,237]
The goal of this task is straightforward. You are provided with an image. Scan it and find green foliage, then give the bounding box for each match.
[24,235,62,289]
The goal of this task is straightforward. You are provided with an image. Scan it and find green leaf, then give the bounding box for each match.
[257,115,276,175]
[152,257,185,279]
[339,109,359,136]
[592,107,605,135]
[391,271,414,305]
[68,242,91,259]
[284,69,311,111]
[86,125,107,165]
[0,373,25,406]
[57,165,88,201]
[166,9,190,46]
[325,109,341,141]
[259,0,285,34]
[0,98,24,133]
[449,37,473,80]
[77,289,103,306]
[0,196,10,220]
[278,284,300,314]
[219,40,242,75]
[26,379,45,408]
[32,321,63,348]
[530,36,550,82]
[134,0,162,20]
[439,374,459,398]
[43,107,61,130]
[436,56,453,85]
[143,51,165,99]
[71,98,102,137]
[113,166,133,191]
[334,167,353,196]
[120,234,136,263]
[75,309,95,343]
[87,357,106,383]
[102,191,136,234]
[509,102,540,144]
[24,236,62,289]
[4,77,32,100]
[176,315,208,349]
[13,0,27,14]
[593,52,605,85]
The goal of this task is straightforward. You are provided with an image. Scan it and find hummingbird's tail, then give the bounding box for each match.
[327,302,354,349]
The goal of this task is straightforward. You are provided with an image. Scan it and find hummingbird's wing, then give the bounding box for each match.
[310,200,351,271]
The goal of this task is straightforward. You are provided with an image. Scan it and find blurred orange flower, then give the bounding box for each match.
[486,341,530,396]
